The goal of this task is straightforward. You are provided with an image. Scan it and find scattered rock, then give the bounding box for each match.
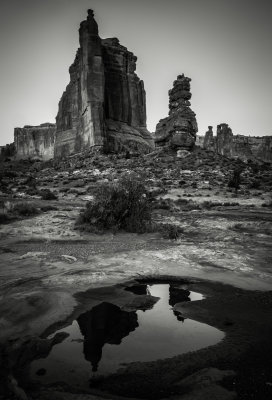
[19,252,48,259]
[177,149,191,159]
[61,255,77,263]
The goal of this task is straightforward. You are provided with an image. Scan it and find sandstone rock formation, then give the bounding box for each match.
[0,143,16,160]
[155,74,198,150]
[200,124,272,163]
[14,123,56,161]
[203,126,214,150]
[54,10,153,157]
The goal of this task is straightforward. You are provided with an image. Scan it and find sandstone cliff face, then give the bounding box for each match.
[155,74,198,150]
[14,124,55,161]
[200,124,272,163]
[102,38,152,153]
[54,10,153,158]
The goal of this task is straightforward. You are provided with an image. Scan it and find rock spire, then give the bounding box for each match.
[155,74,198,150]
[54,10,154,157]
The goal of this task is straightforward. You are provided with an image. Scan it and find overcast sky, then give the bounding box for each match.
[0,0,271,145]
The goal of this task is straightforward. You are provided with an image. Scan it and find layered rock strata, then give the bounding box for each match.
[201,124,272,163]
[14,123,56,161]
[155,74,198,150]
[54,10,153,157]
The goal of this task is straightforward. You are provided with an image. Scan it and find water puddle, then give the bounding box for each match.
[31,283,224,388]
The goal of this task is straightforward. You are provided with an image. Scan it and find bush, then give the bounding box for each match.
[25,187,40,196]
[40,205,58,212]
[262,200,272,208]
[202,200,239,209]
[0,213,10,224]
[13,202,40,216]
[228,167,244,193]
[76,173,152,233]
[161,224,182,240]
[40,189,58,200]
[249,179,261,189]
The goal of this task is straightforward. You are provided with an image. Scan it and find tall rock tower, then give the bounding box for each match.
[54,10,153,157]
[155,74,198,150]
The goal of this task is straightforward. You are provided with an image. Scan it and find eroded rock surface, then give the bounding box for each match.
[155,74,198,150]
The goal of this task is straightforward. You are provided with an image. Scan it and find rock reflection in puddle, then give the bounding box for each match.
[31,284,224,387]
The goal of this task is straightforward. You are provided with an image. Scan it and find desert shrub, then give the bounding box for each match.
[76,173,152,233]
[153,199,171,210]
[25,175,37,187]
[0,213,10,224]
[25,187,40,196]
[40,189,58,200]
[249,179,261,189]
[202,200,239,209]
[202,200,217,209]
[175,198,190,205]
[13,202,39,216]
[40,205,58,212]
[262,200,272,208]
[179,180,186,186]
[161,224,182,240]
[228,167,244,193]
[231,223,244,231]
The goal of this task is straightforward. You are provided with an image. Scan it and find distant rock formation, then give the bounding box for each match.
[0,142,16,160]
[54,9,153,157]
[14,123,56,161]
[203,126,214,150]
[199,124,272,163]
[155,74,198,150]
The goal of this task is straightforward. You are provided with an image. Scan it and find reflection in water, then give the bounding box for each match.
[169,284,191,306]
[31,284,224,387]
[125,284,150,295]
[77,302,138,372]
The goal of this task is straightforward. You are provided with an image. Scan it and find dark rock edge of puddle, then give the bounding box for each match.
[1,275,272,400]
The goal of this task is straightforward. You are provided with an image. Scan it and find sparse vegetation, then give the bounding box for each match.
[12,202,40,216]
[40,205,58,212]
[202,200,240,209]
[228,166,244,193]
[160,223,183,240]
[40,189,58,200]
[262,200,272,208]
[0,213,10,224]
[249,179,261,189]
[76,173,152,233]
